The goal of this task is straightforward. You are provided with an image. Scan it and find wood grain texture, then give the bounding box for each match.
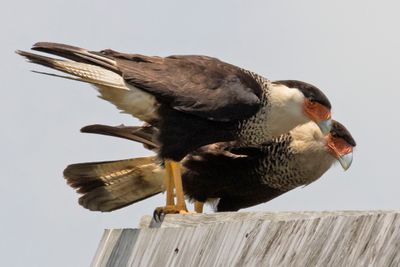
[139,210,395,228]
[92,211,400,267]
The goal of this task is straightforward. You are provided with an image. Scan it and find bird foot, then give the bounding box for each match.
[153,205,189,222]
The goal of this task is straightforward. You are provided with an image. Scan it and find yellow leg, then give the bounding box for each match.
[164,161,175,206]
[154,160,188,221]
[169,160,188,213]
[194,201,204,213]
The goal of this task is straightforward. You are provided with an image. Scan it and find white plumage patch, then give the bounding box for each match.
[266,83,309,137]
[50,59,159,122]
[53,60,125,88]
[96,83,159,122]
[289,122,336,183]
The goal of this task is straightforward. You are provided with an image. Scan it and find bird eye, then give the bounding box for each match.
[308,100,317,106]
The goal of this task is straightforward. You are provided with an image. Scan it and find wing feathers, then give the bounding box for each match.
[32,42,118,72]
[80,124,159,150]
[17,47,159,123]
[19,42,264,123]
[116,55,263,121]
[17,50,125,88]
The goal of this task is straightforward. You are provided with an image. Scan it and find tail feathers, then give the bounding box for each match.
[17,43,160,123]
[32,42,118,72]
[16,50,125,89]
[81,124,159,150]
[64,157,165,212]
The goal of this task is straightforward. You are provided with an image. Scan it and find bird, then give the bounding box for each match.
[17,42,333,215]
[63,120,355,217]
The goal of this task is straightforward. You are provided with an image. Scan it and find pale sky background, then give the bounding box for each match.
[1,1,399,266]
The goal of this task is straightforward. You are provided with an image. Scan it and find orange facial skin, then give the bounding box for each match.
[303,99,331,123]
[325,134,353,158]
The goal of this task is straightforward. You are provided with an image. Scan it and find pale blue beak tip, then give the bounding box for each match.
[319,119,332,135]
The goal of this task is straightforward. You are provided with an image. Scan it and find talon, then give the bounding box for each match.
[153,207,165,222]
[156,160,188,222]
[153,205,190,221]
[179,210,195,215]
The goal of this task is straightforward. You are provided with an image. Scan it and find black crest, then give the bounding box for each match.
[331,120,356,146]
[274,80,331,109]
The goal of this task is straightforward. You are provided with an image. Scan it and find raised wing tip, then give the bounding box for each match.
[15,50,49,63]
[80,124,107,133]
[32,41,86,53]
[15,49,29,57]
[33,41,62,49]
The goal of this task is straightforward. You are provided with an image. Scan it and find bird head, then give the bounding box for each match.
[325,120,356,170]
[274,80,332,135]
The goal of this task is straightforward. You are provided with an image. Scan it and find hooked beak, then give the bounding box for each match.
[326,133,354,171]
[338,152,353,170]
[318,119,332,135]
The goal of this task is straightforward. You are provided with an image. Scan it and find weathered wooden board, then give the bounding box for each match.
[139,210,395,228]
[92,211,400,267]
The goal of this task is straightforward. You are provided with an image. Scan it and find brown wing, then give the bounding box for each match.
[21,42,263,122]
[103,50,263,121]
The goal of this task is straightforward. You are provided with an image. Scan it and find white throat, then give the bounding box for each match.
[290,122,327,153]
[290,122,336,182]
[266,83,309,137]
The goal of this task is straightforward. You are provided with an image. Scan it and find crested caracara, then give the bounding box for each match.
[18,42,333,215]
[63,120,355,217]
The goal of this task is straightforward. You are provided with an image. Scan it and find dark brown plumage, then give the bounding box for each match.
[64,121,355,212]
[18,42,335,215]
[17,42,333,161]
